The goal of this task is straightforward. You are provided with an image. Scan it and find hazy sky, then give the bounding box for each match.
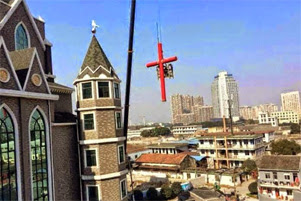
[27,0,301,124]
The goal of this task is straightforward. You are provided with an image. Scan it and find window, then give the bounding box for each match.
[85,149,97,167]
[30,110,49,201]
[115,112,122,129]
[284,175,290,180]
[210,150,214,155]
[114,83,120,99]
[87,186,99,201]
[15,23,29,50]
[245,151,249,156]
[0,107,18,200]
[98,82,110,98]
[118,145,125,164]
[82,82,92,99]
[273,172,277,180]
[287,190,292,196]
[265,173,270,179]
[84,114,94,130]
[120,179,127,199]
[209,140,213,145]
[234,150,238,155]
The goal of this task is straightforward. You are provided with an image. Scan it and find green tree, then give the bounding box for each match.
[133,189,143,201]
[153,127,171,136]
[160,184,174,200]
[171,182,182,195]
[290,123,300,134]
[141,130,152,137]
[241,159,257,174]
[271,139,301,155]
[146,187,158,200]
[248,182,258,194]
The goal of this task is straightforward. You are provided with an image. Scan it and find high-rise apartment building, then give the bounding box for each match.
[171,94,204,124]
[211,71,240,118]
[240,103,279,120]
[281,91,301,117]
[193,105,214,122]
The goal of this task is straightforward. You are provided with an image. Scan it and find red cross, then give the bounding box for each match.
[146,42,177,102]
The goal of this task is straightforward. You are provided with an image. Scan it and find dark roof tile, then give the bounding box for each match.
[257,155,301,171]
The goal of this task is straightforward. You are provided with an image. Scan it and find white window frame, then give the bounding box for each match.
[96,81,111,99]
[81,81,94,100]
[82,112,96,131]
[86,184,101,201]
[120,179,127,199]
[84,148,99,168]
[14,21,31,50]
[113,82,121,99]
[118,144,125,164]
[115,112,122,129]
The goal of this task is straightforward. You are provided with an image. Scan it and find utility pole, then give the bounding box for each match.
[227,95,234,136]
[123,0,136,200]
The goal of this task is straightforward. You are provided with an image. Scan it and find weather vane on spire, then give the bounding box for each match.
[91,20,100,34]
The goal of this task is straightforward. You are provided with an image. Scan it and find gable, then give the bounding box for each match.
[23,54,49,94]
[0,1,46,69]
[0,40,21,90]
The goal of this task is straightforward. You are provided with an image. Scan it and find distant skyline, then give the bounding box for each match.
[27,0,301,124]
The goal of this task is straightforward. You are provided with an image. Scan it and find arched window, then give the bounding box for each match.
[15,24,29,50]
[0,107,18,200]
[30,110,48,201]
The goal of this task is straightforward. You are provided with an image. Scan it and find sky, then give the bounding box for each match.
[26,0,301,124]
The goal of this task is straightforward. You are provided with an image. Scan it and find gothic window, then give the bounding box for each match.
[15,24,29,50]
[30,110,49,201]
[0,107,17,200]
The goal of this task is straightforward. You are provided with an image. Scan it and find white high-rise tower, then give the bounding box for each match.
[211,71,240,118]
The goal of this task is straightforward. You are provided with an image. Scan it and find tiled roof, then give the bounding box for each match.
[0,2,10,21]
[48,82,74,94]
[126,144,149,154]
[80,36,113,72]
[257,155,301,171]
[148,143,188,149]
[9,48,35,70]
[135,153,188,165]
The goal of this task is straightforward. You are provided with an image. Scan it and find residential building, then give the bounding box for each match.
[171,94,204,124]
[240,103,278,120]
[175,113,195,125]
[258,112,279,127]
[281,91,301,117]
[271,111,299,124]
[193,105,214,123]
[126,144,152,162]
[240,106,253,120]
[0,1,81,200]
[127,126,155,139]
[211,71,240,119]
[148,143,189,154]
[172,125,202,136]
[132,153,197,181]
[73,34,127,200]
[197,133,266,169]
[258,155,301,201]
[171,94,184,123]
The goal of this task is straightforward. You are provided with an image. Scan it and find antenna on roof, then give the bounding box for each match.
[91,20,100,34]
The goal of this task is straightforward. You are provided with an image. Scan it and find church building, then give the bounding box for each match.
[0,0,127,200]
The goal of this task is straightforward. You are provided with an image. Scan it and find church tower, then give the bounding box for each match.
[74,34,128,201]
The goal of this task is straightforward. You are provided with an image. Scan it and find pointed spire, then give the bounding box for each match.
[80,35,113,72]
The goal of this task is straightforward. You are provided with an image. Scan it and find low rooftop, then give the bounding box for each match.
[257,155,301,171]
[126,144,149,154]
[147,143,188,149]
[135,153,189,165]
